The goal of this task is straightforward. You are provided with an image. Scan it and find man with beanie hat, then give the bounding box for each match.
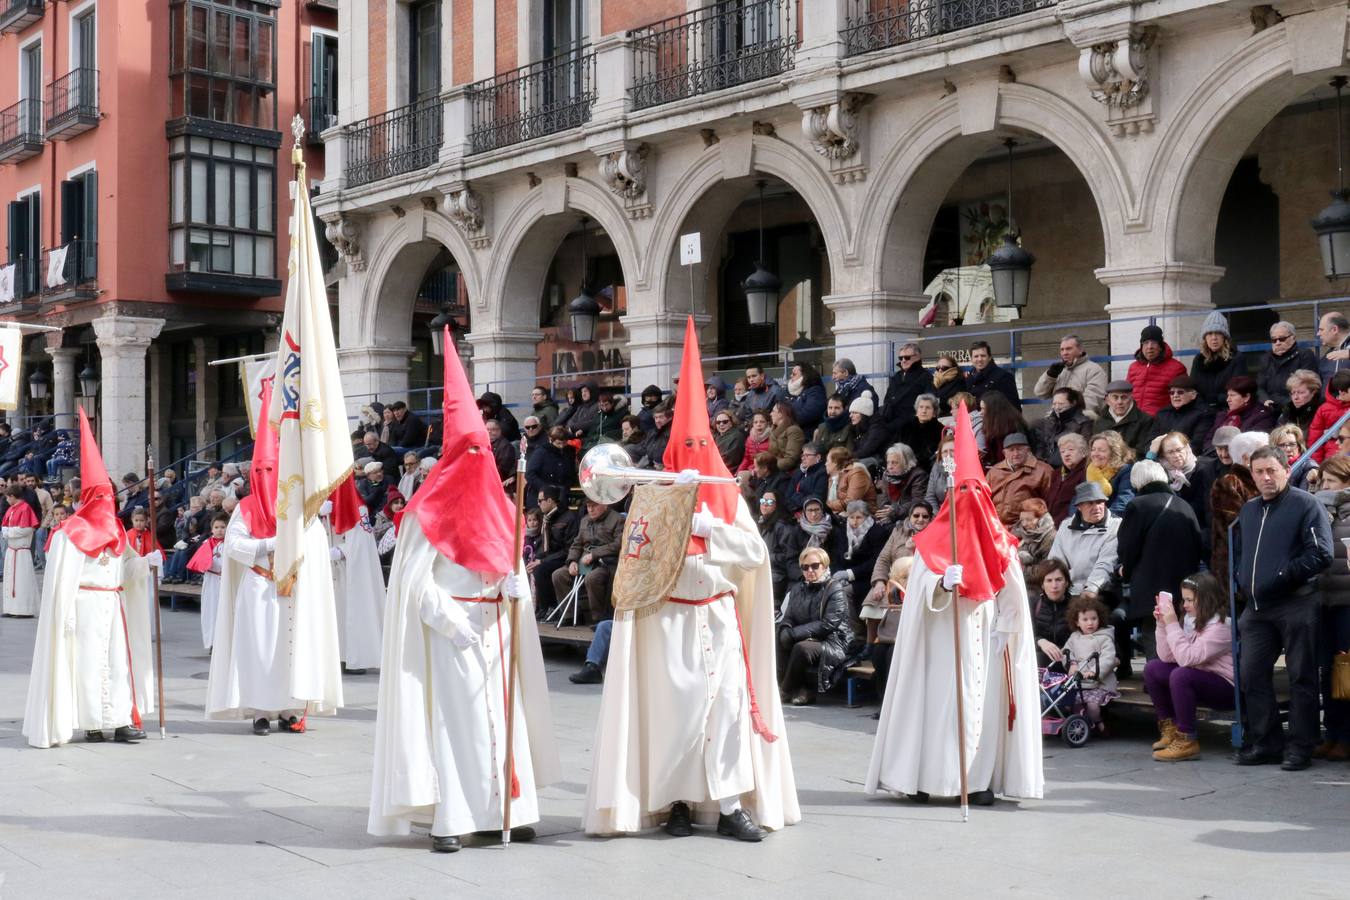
[1189,311,1247,413]
[1152,375,1212,451]
[1127,325,1186,416]
[23,409,160,748]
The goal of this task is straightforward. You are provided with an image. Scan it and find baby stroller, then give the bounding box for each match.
[1039,652,1101,748]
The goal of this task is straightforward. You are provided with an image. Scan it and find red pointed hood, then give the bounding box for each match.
[239,382,279,538]
[404,330,515,576]
[62,408,127,557]
[329,473,365,535]
[913,402,1018,602]
[664,317,739,554]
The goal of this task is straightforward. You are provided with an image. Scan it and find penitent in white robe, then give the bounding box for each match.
[369,515,558,838]
[199,544,223,650]
[23,533,156,747]
[206,509,343,720]
[330,518,384,670]
[584,496,799,834]
[865,558,1043,800]
[2,525,37,616]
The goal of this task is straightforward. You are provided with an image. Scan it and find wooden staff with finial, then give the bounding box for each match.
[501,436,529,844]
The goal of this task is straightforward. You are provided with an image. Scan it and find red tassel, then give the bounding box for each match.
[1004,647,1016,732]
[131,705,143,730]
[732,600,777,743]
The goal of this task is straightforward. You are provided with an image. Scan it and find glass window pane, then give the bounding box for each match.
[189,229,210,271]
[190,136,209,153]
[234,143,252,160]
[256,147,273,164]
[234,16,250,79]
[256,21,273,85]
[235,234,254,275]
[234,166,250,228]
[213,11,231,73]
[170,228,185,265]
[170,158,185,224]
[213,163,231,226]
[256,168,273,232]
[212,238,231,272]
[190,159,208,222]
[256,237,273,277]
[189,6,208,69]
[213,140,230,157]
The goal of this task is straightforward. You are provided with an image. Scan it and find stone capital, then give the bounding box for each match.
[92,315,165,353]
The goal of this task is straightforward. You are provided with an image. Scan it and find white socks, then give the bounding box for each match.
[718,796,742,816]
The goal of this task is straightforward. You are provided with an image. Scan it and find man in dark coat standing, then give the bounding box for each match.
[966,341,1022,410]
[385,400,428,448]
[878,342,934,437]
[1232,446,1334,771]
[476,391,521,441]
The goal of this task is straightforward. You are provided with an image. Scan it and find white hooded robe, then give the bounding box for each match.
[329,514,385,670]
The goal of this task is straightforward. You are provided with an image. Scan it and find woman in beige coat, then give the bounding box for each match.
[769,401,806,472]
[825,446,877,514]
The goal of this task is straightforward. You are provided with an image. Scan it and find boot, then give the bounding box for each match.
[1153,733,1200,762]
[1327,742,1350,762]
[1152,719,1178,751]
[790,688,815,706]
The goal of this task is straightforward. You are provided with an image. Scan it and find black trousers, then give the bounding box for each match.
[533,556,567,611]
[871,643,895,700]
[1239,597,1320,756]
[779,639,822,694]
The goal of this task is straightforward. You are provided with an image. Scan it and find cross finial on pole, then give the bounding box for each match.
[291,113,305,148]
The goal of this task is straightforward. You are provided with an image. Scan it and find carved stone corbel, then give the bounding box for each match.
[444,184,490,248]
[1077,27,1157,136]
[597,144,653,219]
[322,214,365,272]
[800,93,869,183]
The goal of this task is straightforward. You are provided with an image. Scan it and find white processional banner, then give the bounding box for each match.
[0,326,21,411]
[46,245,69,289]
[267,119,354,595]
[240,356,275,437]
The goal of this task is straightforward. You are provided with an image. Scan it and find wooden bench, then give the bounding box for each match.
[845,661,876,708]
[158,581,202,612]
[535,622,595,649]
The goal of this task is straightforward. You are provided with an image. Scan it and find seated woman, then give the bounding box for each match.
[1143,572,1235,762]
[775,546,855,707]
[829,500,889,598]
[873,443,926,525]
[781,496,834,585]
[825,446,877,516]
[755,488,795,605]
[1030,559,1074,667]
[1012,498,1056,570]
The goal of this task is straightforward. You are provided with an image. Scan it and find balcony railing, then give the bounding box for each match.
[304,95,338,143]
[344,97,442,188]
[40,240,98,297]
[0,99,43,164]
[842,0,1058,56]
[4,256,39,303]
[466,47,597,155]
[0,0,43,34]
[630,0,798,111]
[46,68,100,140]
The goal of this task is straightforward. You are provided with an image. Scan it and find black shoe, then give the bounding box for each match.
[472,826,537,843]
[1281,752,1312,771]
[430,834,461,853]
[253,717,271,735]
[716,809,766,842]
[113,726,145,743]
[278,715,306,734]
[342,667,367,676]
[1235,748,1283,766]
[907,791,929,804]
[665,801,693,837]
[569,661,603,684]
[968,790,995,806]
[85,730,105,743]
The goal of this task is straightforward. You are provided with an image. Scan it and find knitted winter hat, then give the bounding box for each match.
[1200,310,1231,339]
[849,395,875,417]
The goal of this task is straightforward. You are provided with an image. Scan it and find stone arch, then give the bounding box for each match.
[484,177,642,332]
[857,83,1131,296]
[1146,22,1342,266]
[642,133,853,318]
[359,211,483,347]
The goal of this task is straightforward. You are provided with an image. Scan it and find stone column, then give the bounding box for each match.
[465,331,540,407]
[193,335,219,458]
[823,290,928,394]
[337,345,414,417]
[148,345,172,469]
[46,347,80,431]
[92,315,165,483]
[795,0,848,68]
[1096,263,1223,378]
[625,312,712,394]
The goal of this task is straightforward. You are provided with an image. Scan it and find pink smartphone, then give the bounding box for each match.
[1158,591,1172,606]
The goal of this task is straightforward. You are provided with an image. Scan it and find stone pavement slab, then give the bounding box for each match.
[1,606,1348,899]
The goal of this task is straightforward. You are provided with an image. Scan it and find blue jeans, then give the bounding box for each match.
[165,548,190,580]
[586,619,614,669]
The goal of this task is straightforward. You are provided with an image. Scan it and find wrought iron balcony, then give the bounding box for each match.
[842,0,1059,56]
[304,0,337,10]
[4,255,39,303]
[0,0,43,34]
[40,240,98,300]
[344,97,442,188]
[46,69,100,140]
[0,99,44,164]
[466,47,596,155]
[303,95,338,144]
[630,0,797,111]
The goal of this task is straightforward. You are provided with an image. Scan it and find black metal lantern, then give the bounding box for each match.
[990,139,1035,309]
[428,300,456,356]
[28,368,49,401]
[1313,76,1350,280]
[743,180,780,326]
[78,363,100,398]
[568,217,601,344]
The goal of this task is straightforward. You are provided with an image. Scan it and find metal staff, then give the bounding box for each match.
[943,453,970,822]
[147,445,167,740]
[501,436,528,845]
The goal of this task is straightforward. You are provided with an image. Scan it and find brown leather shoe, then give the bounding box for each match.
[1153,734,1200,762]
[1313,740,1336,759]
[1152,719,1178,751]
[1327,742,1350,762]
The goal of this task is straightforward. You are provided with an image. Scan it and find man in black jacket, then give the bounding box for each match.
[531,485,579,616]
[966,341,1022,410]
[785,443,827,514]
[1150,375,1211,451]
[476,391,521,441]
[385,400,428,448]
[1232,446,1333,771]
[878,342,933,437]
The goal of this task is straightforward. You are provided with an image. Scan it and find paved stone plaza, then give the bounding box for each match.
[1,605,1346,899]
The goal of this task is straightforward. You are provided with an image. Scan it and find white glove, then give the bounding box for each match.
[942,564,964,591]
[260,537,277,554]
[329,546,343,562]
[144,550,163,570]
[990,630,1009,657]
[690,502,717,538]
[173,540,187,550]
[319,500,333,517]
[674,468,701,485]
[503,571,524,599]
[451,628,479,650]
[846,569,856,583]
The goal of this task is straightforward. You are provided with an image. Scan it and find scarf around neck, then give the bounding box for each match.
[846,516,874,557]
[799,515,832,547]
